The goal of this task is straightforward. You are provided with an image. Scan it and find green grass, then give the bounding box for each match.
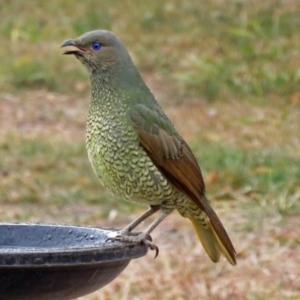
[1,135,299,217]
[192,142,300,217]
[1,0,300,102]
[0,136,136,215]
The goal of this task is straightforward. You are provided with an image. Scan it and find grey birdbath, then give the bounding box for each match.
[0,223,149,300]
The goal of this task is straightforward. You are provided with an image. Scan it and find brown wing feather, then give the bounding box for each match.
[137,126,236,262]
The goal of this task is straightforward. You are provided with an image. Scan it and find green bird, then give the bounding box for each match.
[61,30,236,265]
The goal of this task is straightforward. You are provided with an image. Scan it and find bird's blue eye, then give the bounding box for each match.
[92,42,102,51]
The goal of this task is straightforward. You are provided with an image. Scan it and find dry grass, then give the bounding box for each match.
[77,213,300,300]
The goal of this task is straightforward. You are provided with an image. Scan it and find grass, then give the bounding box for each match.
[1,1,300,102]
[1,134,298,212]
[1,0,300,299]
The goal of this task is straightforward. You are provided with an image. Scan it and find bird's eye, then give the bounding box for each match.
[92,42,102,51]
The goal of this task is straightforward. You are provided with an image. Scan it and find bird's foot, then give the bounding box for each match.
[106,232,159,258]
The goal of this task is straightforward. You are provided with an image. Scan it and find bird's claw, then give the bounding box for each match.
[106,234,159,258]
[142,238,159,258]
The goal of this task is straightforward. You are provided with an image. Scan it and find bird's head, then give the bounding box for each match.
[61,30,131,76]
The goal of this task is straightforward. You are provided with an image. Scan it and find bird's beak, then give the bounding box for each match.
[61,39,88,55]
[61,39,77,48]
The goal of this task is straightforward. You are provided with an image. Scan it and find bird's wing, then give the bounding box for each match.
[128,104,236,262]
[129,103,206,207]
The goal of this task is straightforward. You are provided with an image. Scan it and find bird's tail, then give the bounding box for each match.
[187,202,236,265]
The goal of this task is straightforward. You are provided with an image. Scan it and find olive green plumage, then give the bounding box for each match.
[61,30,236,265]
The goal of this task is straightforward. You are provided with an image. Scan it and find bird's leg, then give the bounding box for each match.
[108,208,172,258]
[119,205,161,235]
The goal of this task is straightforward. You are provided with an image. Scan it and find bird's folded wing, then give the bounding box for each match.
[128,104,206,208]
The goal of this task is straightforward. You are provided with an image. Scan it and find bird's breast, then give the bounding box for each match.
[85,111,180,205]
